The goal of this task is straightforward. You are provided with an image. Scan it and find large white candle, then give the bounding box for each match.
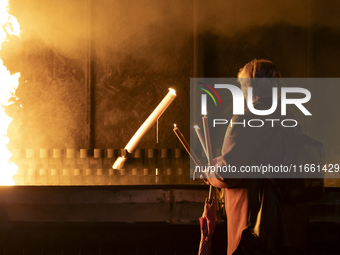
[125,88,176,153]
[112,156,127,170]
[112,88,176,170]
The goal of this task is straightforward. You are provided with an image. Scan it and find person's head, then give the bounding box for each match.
[237,59,281,102]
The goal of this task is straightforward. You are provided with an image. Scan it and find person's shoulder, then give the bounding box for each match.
[225,113,250,137]
[284,109,303,135]
[229,109,254,126]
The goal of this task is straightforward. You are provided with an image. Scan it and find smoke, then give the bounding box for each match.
[6,0,340,65]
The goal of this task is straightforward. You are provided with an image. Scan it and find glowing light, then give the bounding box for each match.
[169,88,176,95]
[0,0,20,185]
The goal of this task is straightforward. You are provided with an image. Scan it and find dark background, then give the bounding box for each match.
[1,0,340,186]
[0,1,340,254]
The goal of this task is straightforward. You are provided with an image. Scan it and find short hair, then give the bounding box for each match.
[237,59,281,100]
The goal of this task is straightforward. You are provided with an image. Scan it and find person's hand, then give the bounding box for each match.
[200,173,210,185]
[199,157,219,185]
[212,158,217,167]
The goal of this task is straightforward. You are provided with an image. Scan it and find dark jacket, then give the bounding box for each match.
[208,99,309,255]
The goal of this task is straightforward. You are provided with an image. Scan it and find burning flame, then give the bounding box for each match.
[0,0,20,185]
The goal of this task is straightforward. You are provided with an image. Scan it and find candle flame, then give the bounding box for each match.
[194,125,199,129]
[169,88,176,95]
[174,124,177,128]
[0,0,20,185]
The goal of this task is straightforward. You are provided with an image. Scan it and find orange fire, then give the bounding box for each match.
[0,0,20,185]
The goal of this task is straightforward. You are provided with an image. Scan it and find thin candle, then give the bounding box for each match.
[194,125,208,159]
[202,116,213,165]
[202,116,214,202]
[173,124,202,167]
